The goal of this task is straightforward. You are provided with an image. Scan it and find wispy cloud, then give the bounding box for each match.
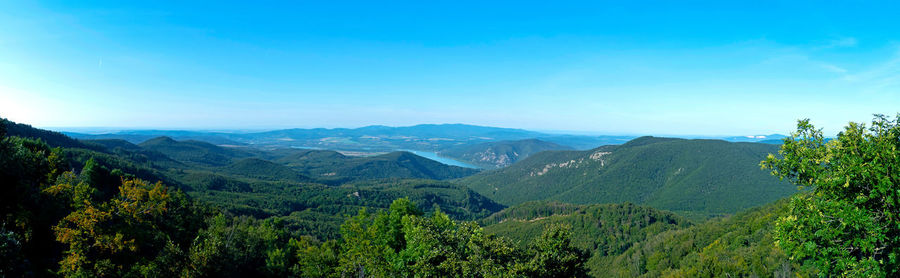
[815,37,858,50]
[818,63,847,73]
[840,47,900,92]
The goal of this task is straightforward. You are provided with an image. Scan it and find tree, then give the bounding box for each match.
[761,115,900,276]
[520,224,589,277]
[53,178,197,277]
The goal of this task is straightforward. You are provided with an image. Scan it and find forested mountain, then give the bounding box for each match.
[7,116,886,277]
[482,198,811,277]
[266,149,480,183]
[64,124,636,154]
[0,119,493,241]
[482,201,690,277]
[138,136,256,166]
[0,122,586,276]
[441,139,572,168]
[459,136,795,219]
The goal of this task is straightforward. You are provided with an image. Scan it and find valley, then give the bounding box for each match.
[1,118,815,276]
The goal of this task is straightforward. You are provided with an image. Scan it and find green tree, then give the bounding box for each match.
[762,115,900,276]
[520,224,588,277]
[52,177,198,277]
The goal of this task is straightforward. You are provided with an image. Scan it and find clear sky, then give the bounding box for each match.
[1,1,899,136]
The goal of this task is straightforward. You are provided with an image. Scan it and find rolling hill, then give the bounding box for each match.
[137,136,255,166]
[482,201,692,277]
[458,136,795,219]
[274,149,480,183]
[482,198,809,277]
[1,118,503,241]
[440,138,572,168]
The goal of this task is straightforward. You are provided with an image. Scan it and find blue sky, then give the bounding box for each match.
[1,1,899,136]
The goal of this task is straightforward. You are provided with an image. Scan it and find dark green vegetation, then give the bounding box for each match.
[275,149,479,183]
[441,139,572,168]
[3,120,492,242]
[482,202,691,277]
[7,114,893,277]
[460,136,795,220]
[762,115,900,276]
[481,199,817,277]
[0,119,591,277]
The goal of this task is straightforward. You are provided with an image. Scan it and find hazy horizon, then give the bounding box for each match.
[43,122,790,139]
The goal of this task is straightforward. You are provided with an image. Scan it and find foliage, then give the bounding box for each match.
[604,198,812,277]
[335,198,590,277]
[461,136,795,220]
[761,115,900,276]
[484,202,690,277]
[51,178,200,277]
[278,150,480,183]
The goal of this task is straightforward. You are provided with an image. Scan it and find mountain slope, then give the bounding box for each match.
[602,198,811,277]
[335,151,480,181]
[483,198,810,277]
[272,150,479,182]
[483,201,692,277]
[441,139,572,168]
[220,158,312,182]
[459,136,794,218]
[138,136,254,166]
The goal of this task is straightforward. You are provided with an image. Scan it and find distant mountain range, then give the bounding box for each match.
[61,124,786,168]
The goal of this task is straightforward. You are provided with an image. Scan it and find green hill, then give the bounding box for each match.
[483,198,810,277]
[441,139,572,168]
[459,136,794,219]
[602,198,811,277]
[483,201,691,277]
[276,150,479,183]
[219,158,312,182]
[138,136,254,166]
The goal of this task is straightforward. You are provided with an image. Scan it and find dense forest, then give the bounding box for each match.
[0,121,587,277]
[459,136,796,220]
[3,115,900,277]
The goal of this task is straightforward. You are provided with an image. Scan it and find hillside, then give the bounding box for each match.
[441,139,572,168]
[1,119,501,241]
[220,158,312,182]
[603,197,814,277]
[483,201,692,277]
[483,198,811,277]
[138,136,255,166]
[459,136,794,219]
[275,150,479,183]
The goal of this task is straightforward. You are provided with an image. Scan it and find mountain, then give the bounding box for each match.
[3,119,106,151]
[64,130,246,145]
[458,136,795,219]
[220,158,312,182]
[1,119,503,241]
[482,201,692,277]
[137,136,255,166]
[602,198,810,277]
[62,124,638,152]
[482,198,808,277]
[276,150,480,183]
[440,139,572,168]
